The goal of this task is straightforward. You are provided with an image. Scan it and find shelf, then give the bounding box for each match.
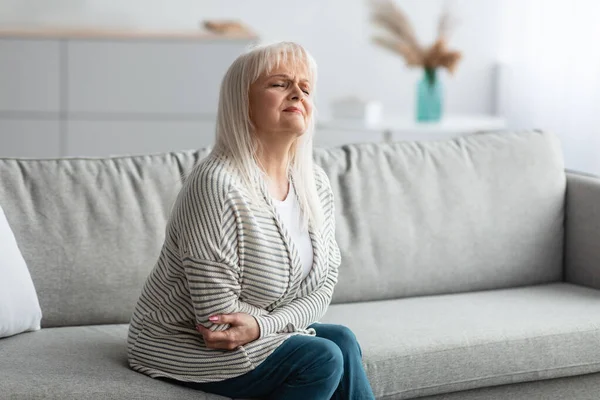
[0,27,259,41]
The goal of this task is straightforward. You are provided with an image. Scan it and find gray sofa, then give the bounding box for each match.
[2,130,600,400]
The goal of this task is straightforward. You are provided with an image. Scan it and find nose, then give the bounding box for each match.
[289,83,304,101]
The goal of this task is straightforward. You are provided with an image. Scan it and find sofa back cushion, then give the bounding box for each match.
[0,150,209,327]
[313,130,566,304]
[0,130,566,326]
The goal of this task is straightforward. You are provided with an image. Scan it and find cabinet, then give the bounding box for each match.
[315,115,507,147]
[0,28,256,158]
[0,119,61,158]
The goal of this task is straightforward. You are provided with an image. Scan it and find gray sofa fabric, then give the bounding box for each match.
[564,171,600,290]
[0,131,565,326]
[320,283,600,399]
[3,283,600,400]
[3,130,598,399]
[315,130,566,304]
[419,372,600,400]
[0,324,226,400]
[0,149,210,328]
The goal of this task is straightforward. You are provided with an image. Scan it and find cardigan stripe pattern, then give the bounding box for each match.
[127,154,341,383]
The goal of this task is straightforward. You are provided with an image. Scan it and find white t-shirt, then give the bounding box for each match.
[273,184,314,281]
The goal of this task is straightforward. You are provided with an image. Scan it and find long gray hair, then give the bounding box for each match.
[211,41,324,230]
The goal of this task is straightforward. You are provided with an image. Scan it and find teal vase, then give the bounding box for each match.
[416,68,443,122]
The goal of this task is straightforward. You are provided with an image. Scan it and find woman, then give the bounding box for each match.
[127,41,375,400]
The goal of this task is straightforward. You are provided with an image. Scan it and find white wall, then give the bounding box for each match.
[497,0,600,174]
[4,1,597,173]
[0,0,503,120]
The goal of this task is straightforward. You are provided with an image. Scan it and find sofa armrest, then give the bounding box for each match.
[564,170,600,288]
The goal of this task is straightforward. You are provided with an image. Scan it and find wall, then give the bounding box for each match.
[497,0,600,174]
[0,0,504,119]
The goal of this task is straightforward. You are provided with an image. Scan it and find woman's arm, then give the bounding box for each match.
[182,256,268,332]
[253,227,340,337]
[253,262,339,338]
[253,178,342,338]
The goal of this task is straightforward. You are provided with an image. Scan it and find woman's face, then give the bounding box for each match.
[249,63,313,143]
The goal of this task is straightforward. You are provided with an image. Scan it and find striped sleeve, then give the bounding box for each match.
[176,161,267,332]
[254,170,341,338]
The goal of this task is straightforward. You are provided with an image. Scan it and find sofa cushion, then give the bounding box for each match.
[0,149,210,328]
[0,324,227,400]
[0,203,42,338]
[0,131,566,328]
[4,284,600,400]
[417,372,600,400]
[320,282,600,399]
[313,130,566,304]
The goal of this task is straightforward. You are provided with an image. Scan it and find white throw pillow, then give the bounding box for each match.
[0,203,42,338]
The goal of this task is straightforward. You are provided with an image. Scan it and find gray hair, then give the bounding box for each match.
[211,41,324,230]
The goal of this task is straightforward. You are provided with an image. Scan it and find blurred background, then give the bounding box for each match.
[0,0,598,174]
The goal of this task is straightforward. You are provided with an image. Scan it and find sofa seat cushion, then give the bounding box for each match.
[4,283,600,400]
[0,324,227,400]
[320,282,600,399]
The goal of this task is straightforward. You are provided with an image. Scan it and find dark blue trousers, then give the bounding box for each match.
[166,323,375,400]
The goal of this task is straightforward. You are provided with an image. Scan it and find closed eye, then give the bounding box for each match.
[271,82,310,95]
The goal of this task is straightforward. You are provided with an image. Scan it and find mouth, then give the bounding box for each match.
[283,107,303,114]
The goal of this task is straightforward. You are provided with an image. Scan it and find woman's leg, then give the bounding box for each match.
[309,323,376,400]
[167,334,343,400]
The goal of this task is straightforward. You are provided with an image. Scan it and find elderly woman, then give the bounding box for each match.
[127,42,375,400]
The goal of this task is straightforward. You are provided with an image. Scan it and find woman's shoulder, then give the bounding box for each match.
[186,153,237,191]
[178,153,242,209]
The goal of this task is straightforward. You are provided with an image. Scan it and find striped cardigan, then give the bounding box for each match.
[127,153,341,383]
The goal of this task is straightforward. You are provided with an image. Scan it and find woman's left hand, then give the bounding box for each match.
[196,313,260,350]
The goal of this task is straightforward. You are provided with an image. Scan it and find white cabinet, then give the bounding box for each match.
[0,40,60,113]
[0,29,255,158]
[314,128,384,148]
[66,120,215,157]
[66,41,242,115]
[0,120,61,158]
[316,115,507,147]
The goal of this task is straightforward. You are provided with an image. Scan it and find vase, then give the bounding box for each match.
[416,68,443,122]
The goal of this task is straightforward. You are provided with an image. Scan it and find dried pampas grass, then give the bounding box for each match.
[370,0,462,74]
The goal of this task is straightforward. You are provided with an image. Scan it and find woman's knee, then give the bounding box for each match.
[335,325,358,342]
[307,338,344,379]
[322,325,360,353]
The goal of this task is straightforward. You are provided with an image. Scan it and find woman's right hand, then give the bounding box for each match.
[196,313,260,350]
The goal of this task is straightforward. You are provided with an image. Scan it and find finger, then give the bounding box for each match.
[203,330,229,342]
[209,313,239,325]
[208,315,220,323]
[197,321,217,331]
[206,340,239,351]
[203,332,237,349]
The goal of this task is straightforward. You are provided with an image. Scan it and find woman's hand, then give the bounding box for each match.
[196,313,260,350]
